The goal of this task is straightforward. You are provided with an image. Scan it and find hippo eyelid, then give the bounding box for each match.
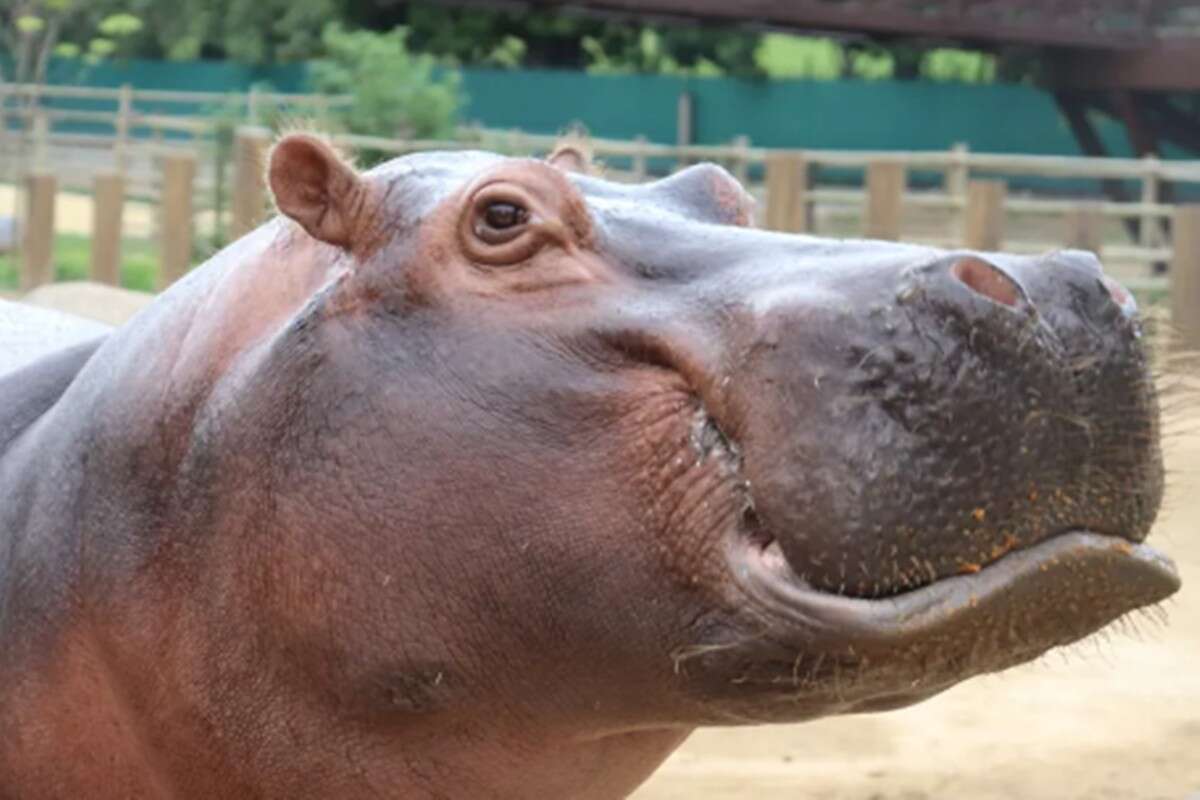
[461,182,547,266]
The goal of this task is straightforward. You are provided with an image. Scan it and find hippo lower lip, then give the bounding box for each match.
[730,530,1179,650]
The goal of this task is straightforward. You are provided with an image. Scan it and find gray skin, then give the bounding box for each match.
[0,136,1180,799]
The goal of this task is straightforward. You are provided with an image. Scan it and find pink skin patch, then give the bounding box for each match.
[952,257,1021,308]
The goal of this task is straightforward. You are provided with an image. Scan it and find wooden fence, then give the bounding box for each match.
[3,83,1200,346]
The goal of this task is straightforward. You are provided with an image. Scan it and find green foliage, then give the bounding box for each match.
[1,2,144,86]
[71,0,339,63]
[755,35,843,80]
[88,37,117,57]
[0,235,157,292]
[847,48,895,80]
[402,4,532,69]
[97,12,143,37]
[15,15,47,35]
[581,28,728,76]
[310,24,463,140]
[923,49,998,83]
[398,2,763,77]
[3,0,1026,86]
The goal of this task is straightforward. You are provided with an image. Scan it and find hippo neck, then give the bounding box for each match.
[0,225,692,798]
[0,222,347,776]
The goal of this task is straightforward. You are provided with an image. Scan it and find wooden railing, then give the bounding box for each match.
[4,98,1200,346]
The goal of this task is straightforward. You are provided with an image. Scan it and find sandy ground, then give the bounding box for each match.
[0,184,218,240]
[635,424,1200,799]
[0,184,156,238]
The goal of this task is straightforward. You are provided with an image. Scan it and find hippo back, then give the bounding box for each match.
[0,299,110,380]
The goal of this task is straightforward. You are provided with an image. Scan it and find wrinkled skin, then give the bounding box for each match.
[0,137,1179,799]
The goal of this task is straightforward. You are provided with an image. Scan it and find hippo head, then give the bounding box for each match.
[239,135,1178,737]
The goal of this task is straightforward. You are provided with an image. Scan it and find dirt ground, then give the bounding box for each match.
[635,419,1200,799]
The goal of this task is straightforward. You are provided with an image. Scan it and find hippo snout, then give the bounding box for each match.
[735,248,1162,599]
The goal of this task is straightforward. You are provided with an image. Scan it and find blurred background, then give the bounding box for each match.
[1,2,1198,797]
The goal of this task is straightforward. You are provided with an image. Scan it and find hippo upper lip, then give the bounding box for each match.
[729,529,1179,649]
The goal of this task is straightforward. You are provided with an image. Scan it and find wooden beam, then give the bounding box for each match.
[964,180,1006,251]
[865,161,905,241]
[1065,204,1105,256]
[1054,91,1142,243]
[1110,90,1159,157]
[232,128,271,238]
[765,154,809,234]
[20,174,56,291]
[90,173,125,286]
[1049,43,1200,91]
[1140,95,1200,156]
[160,154,197,289]
[1171,205,1200,351]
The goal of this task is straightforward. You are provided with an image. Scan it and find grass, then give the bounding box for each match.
[0,234,159,293]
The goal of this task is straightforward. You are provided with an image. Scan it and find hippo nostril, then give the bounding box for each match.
[951,257,1021,308]
[1102,275,1138,316]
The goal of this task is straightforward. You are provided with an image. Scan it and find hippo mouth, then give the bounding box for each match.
[728,525,1179,681]
[691,249,1182,697]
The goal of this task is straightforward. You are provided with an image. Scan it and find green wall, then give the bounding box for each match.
[458,69,1134,158]
[34,59,1137,159]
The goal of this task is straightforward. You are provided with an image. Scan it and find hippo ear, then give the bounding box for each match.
[548,143,593,175]
[268,133,364,249]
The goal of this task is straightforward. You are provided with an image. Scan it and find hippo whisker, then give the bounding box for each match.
[670,641,754,675]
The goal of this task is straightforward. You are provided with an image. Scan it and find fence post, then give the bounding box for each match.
[114,83,133,173]
[247,86,262,125]
[946,142,970,198]
[314,94,331,128]
[865,161,906,241]
[1064,203,1105,256]
[0,82,8,169]
[160,152,197,289]
[1140,155,1161,250]
[947,142,969,239]
[1171,205,1200,351]
[90,172,126,286]
[20,173,56,291]
[676,91,693,171]
[731,135,751,186]
[31,111,49,172]
[964,180,1006,250]
[231,126,271,238]
[765,153,809,234]
[632,134,648,182]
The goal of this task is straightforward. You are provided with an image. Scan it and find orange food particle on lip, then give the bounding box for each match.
[989,533,1021,561]
[1113,541,1134,556]
[972,508,987,523]
[958,562,982,575]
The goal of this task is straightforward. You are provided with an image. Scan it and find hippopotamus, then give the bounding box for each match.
[0,135,1180,799]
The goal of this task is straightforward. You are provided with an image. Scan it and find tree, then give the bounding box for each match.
[310,24,463,141]
[350,2,766,77]
[1,0,142,86]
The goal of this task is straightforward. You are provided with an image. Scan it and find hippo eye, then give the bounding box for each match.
[462,183,548,266]
[475,201,531,245]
